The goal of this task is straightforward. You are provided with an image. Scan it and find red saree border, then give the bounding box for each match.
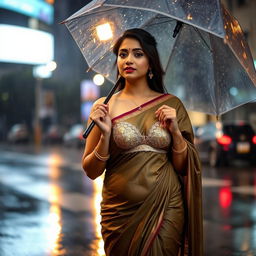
[141,210,164,256]
[112,93,173,123]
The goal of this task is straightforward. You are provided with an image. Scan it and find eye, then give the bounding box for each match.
[134,51,144,57]
[118,52,127,58]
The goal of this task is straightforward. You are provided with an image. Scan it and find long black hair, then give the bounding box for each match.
[113,28,166,93]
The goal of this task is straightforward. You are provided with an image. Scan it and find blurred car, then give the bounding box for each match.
[194,121,256,167]
[7,124,29,143]
[43,125,63,144]
[63,124,85,148]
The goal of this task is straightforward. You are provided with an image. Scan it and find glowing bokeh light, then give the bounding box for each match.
[93,74,105,86]
[96,23,113,41]
[219,187,232,209]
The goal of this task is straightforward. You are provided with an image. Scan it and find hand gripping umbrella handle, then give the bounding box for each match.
[83,76,122,139]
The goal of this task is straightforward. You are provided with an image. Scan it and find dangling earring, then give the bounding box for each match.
[148,68,154,79]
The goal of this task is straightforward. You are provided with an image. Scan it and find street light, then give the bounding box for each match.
[33,61,57,147]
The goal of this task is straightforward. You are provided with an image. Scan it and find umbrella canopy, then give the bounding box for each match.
[63,0,256,116]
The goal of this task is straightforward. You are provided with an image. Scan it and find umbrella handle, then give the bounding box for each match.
[82,76,122,139]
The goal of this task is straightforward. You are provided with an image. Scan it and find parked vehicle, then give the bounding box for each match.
[63,124,85,148]
[7,124,29,143]
[43,125,63,144]
[194,121,256,167]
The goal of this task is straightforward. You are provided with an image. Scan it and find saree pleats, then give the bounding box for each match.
[101,94,203,256]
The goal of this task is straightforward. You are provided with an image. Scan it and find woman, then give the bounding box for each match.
[82,28,203,256]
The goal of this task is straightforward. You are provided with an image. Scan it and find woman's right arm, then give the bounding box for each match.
[82,98,112,180]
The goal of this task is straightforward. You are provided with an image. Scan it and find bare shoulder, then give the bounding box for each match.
[93,93,119,105]
[92,95,119,117]
[108,92,124,118]
[101,91,122,107]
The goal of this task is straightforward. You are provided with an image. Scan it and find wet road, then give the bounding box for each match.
[0,144,256,256]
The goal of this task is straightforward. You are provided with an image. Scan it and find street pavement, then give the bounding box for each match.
[0,143,256,256]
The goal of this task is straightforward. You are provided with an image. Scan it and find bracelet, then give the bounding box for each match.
[172,143,187,154]
[94,150,110,161]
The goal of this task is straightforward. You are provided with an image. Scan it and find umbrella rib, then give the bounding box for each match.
[87,49,114,73]
[139,13,162,29]
[194,28,218,115]
[193,27,212,53]
[104,4,224,38]
[209,34,219,116]
[144,18,176,27]
[194,26,219,114]
[162,28,181,73]
[164,0,173,20]
[63,6,118,23]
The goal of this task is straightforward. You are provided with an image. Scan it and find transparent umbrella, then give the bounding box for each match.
[62,0,256,116]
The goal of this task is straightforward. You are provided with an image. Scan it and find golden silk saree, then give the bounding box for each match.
[101,94,203,256]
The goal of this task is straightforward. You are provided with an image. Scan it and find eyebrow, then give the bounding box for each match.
[119,48,143,52]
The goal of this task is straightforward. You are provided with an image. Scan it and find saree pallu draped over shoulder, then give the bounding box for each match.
[100,94,203,256]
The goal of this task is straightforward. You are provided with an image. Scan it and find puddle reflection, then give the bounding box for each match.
[47,155,65,255]
[92,176,105,256]
[47,204,65,255]
[48,154,62,179]
[219,186,232,209]
[46,152,105,255]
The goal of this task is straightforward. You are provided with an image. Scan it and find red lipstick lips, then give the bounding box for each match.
[124,67,135,73]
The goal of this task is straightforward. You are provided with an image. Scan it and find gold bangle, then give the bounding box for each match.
[172,143,187,154]
[94,150,110,161]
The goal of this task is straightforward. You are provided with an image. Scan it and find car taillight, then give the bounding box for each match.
[219,187,232,209]
[253,135,256,144]
[217,135,232,145]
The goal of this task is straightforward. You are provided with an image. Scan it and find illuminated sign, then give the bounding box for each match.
[0,24,54,65]
[45,0,54,4]
[80,80,100,121]
[0,0,53,24]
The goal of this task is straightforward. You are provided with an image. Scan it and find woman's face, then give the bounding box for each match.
[117,38,150,82]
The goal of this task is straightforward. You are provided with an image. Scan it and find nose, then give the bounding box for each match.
[126,60,133,65]
[125,53,133,65]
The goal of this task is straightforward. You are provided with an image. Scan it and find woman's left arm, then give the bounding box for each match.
[155,105,188,172]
